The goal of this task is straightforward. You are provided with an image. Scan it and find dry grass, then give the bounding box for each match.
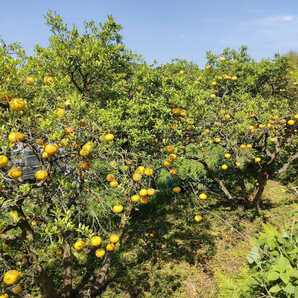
[179,180,298,298]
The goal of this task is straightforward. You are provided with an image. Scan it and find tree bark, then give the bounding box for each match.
[37,266,60,298]
[278,151,298,175]
[62,241,73,297]
[251,171,269,212]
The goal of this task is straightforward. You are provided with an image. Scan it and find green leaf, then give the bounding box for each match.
[267,271,280,282]
[269,284,281,293]
[284,283,295,294]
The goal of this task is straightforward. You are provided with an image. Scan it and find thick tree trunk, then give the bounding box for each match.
[37,266,60,298]
[62,242,73,297]
[252,171,269,212]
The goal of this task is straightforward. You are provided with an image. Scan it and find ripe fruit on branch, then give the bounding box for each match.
[102,133,114,142]
[131,194,140,202]
[95,248,105,258]
[221,164,229,171]
[287,119,295,126]
[109,234,120,243]
[8,167,22,179]
[90,236,102,247]
[11,285,23,295]
[132,173,142,182]
[172,186,182,193]
[198,193,208,200]
[73,240,85,252]
[3,270,22,286]
[109,180,119,188]
[139,189,148,196]
[25,76,35,85]
[213,137,221,144]
[106,243,115,251]
[165,145,175,154]
[43,76,54,85]
[79,141,93,157]
[224,153,231,159]
[106,174,116,182]
[194,215,203,223]
[44,144,59,157]
[34,169,48,181]
[8,132,25,143]
[9,98,26,111]
[0,155,9,168]
[144,167,154,176]
[112,205,124,214]
[147,188,156,196]
[255,157,261,163]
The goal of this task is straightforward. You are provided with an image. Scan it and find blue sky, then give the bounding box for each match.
[1,0,298,65]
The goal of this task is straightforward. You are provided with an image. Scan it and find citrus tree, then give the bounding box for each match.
[0,12,297,298]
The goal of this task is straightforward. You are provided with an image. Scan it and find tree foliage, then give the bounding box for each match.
[0,12,297,297]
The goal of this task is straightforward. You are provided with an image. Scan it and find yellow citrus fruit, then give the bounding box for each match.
[224,153,231,159]
[168,154,177,162]
[106,243,115,251]
[132,173,142,182]
[73,240,85,252]
[213,137,221,144]
[90,236,102,247]
[43,76,54,85]
[44,144,58,156]
[3,270,22,286]
[194,215,203,223]
[8,167,22,179]
[165,145,175,154]
[131,194,140,202]
[11,285,23,295]
[79,161,91,170]
[147,188,156,196]
[0,293,9,298]
[109,180,119,188]
[240,144,246,149]
[255,157,261,163]
[55,108,65,118]
[140,196,149,204]
[79,141,94,157]
[25,76,35,85]
[162,160,171,167]
[294,114,298,119]
[9,98,26,111]
[9,210,19,222]
[199,193,208,200]
[144,167,154,176]
[169,168,177,175]
[112,205,123,214]
[103,133,114,142]
[139,189,148,197]
[106,174,115,182]
[172,186,182,193]
[8,132,25,143]
[64,127,75,134]
[109,160,118,168]
[246,144,252,149]
[287,119,295,126]
[95,248,106,258]
[0,155,9,168]
[34,170,48,181]
[135,166,145,175]
[109,234,120,244]
[42,152,49,159]
[221,164,229,171]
